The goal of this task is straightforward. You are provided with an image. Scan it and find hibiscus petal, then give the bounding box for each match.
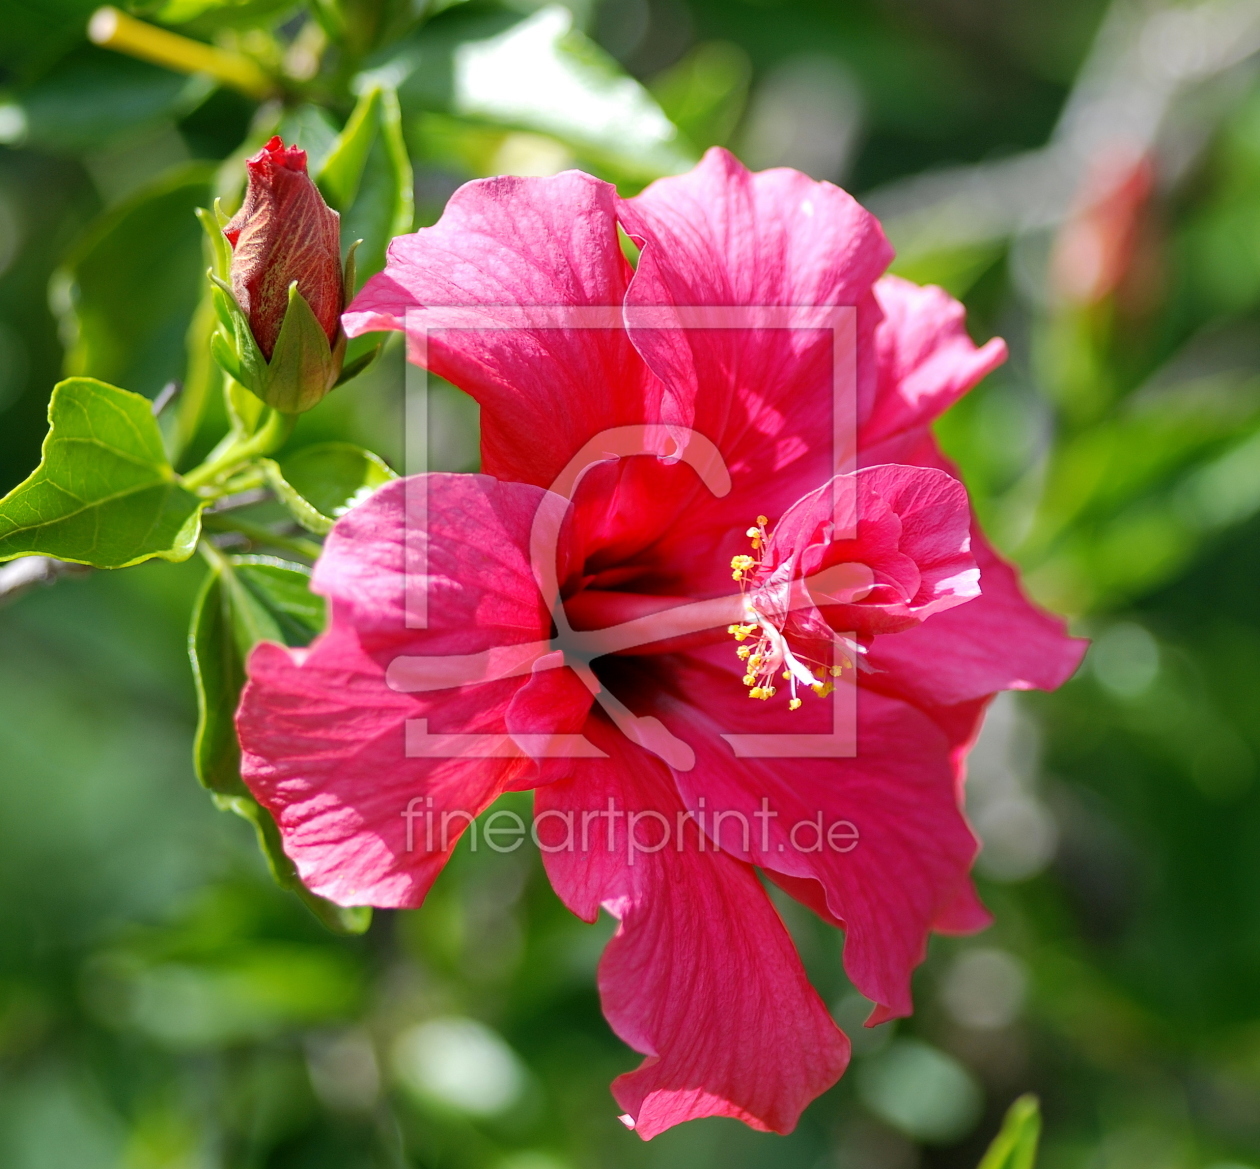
[536,727,848,1138]
[865,526,1088,708]
[237,473,597,906]
[238,627,517,907]
[859,274,1007,457]
[311,474,567,656]
[765,465,979,636]
[618,148,891,524]
[646,649,979,1019]
[343,172,663,488]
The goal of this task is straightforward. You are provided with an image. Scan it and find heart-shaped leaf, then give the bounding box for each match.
[0,377,203,568]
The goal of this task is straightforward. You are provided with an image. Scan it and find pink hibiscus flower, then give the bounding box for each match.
[237,149,1085,1138]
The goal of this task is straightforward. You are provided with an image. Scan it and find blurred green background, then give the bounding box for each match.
[5,0,1260,1165]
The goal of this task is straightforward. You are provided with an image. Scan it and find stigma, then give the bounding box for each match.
[727,515,848,708]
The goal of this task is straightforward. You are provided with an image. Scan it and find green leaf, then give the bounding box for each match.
[9,46,206,155]
[320,85,414,285]
[189,553,323,793]
[0,377,203,569]
[450,6,695,182]
[977,1095,1040,1169]
[56,163,216,402]
[265,442,397,534]
[188,565,250,797]
[276,103,341,174]
[317,87,385,212]
[189,553,363,934]
[232,555,327,644]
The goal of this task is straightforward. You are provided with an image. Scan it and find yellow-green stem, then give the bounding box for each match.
[88,7,274,99]
[181,409,295,493]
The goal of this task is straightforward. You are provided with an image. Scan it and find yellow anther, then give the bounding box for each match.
[731,554,755,572]
[789,697,802,711]
[814,665,827,678]
[756,515,768,526]
[736,646,751,660]
[746,526,760,538]
[742,674,756,687]
[830,664,843,677]
[782,670,792,680]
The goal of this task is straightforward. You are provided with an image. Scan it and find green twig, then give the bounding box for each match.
[202,514,323,561]
[181,409,295,493]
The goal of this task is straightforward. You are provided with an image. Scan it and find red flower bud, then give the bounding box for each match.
[223,136,343,360]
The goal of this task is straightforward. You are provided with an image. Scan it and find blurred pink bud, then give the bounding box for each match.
[224,136,342,359]
[1051,147,1156,306]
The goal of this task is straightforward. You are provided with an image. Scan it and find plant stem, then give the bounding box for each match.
[88,7,275,99]
[202,515,323,561]
[181,410,295,493]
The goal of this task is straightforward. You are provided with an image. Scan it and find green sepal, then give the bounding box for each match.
[196,203,232,282]
[0,377,203,568]
[209,329,246,386]
[334,241,383,387]
[343,237,361,301]
[334,343,381,388]
[977,1094,1041,1169]
[262,283,345,414]
[262,442,397,535]
[189,552,365,934]
[204,262,345,415]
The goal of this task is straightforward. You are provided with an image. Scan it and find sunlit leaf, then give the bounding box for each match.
[450,6,694,181]
[0,377,202,568]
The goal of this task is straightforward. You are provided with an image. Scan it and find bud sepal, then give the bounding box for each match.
[200,218,360,415]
